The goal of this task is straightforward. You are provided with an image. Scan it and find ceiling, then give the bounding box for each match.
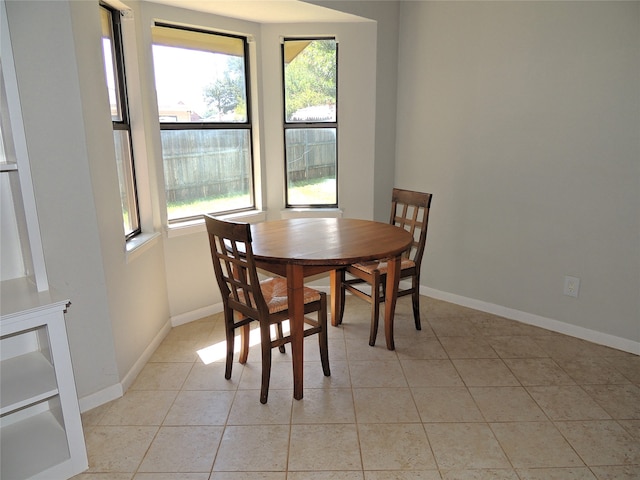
[146,0,369,23]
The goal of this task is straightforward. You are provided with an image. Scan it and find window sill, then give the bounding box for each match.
[280,208,343,219]
[126,232,161,262]
[166,210,268,238]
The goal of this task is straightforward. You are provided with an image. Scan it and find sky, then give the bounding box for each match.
[152,45,227,116]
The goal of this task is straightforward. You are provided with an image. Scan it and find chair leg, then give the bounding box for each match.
[276,322,286,353]
[224,310,236,379]
[412,289,422,331]
[369,273,381,346]
[260,325,273,404]
[337,269,346,325]
[239,323,250,364]
[318,294,330,376]
[412,276,422,331]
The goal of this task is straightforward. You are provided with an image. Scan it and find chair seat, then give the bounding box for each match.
[351,258,415,275]
[237,277,322,314]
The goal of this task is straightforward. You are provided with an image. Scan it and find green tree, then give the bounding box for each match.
[285,39,336,119]
[203,56,246,121]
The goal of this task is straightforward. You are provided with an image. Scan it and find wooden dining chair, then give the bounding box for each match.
[204,215,330,403]
[337,188,433,346]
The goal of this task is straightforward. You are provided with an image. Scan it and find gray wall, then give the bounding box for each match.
[6,0,119,399]
[5,0,171,406]
[394,1,639,348]
[312,1,401,222]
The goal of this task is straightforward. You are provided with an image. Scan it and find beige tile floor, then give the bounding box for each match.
[74,296,640,480]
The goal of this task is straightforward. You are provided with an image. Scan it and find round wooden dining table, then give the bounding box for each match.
[250,217,413,400]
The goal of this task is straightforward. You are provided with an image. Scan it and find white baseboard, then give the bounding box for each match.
[78,383,123,413]
[120,319,173,392]
[422,286,640,355]
[171,303,224,327]
[78,318,173,413]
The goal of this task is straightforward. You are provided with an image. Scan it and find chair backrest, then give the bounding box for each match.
[389,188,433,268]
[204,214,269,320]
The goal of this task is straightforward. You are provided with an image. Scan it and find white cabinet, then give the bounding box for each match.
[1,279,88,480]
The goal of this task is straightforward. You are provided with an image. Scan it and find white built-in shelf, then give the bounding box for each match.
[0,277,68,320]
[0,352,58,415]
[1,409,72,480]
[0,162,18,172]
[0,279,87,480]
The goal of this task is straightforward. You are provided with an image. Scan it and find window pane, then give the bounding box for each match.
[161,129,253,220]
[284,38,337,207]
[100,8,121,121]
[153,26,254,222]
[284,39,336,123]
[152,32,247,123]
[285,128,336,206]
[100,5,140,239]
[113,130,139,236]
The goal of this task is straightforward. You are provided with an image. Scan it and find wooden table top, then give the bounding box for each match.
[250,218,413,267]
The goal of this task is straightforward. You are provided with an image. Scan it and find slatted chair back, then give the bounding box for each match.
[390,188,433,270]
[205,216,269,323]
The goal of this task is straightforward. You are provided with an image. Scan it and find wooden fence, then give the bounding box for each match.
[161,128,336,203]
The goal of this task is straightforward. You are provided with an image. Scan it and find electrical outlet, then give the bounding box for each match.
[563,276,580,298]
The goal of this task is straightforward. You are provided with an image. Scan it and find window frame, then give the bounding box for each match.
[100,3,141,240]
[282,36,338,209]
[152,23,256,224]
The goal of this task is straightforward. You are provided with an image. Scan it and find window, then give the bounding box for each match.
[100,4,140,239]
[151,24,254,222]
[282,38,337,207]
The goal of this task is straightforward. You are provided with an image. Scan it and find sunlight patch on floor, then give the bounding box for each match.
[197,321,290,364]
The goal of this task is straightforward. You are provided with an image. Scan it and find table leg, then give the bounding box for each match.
[286,264,305,400]
[384,255,401,350]
[330,269,343,327]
